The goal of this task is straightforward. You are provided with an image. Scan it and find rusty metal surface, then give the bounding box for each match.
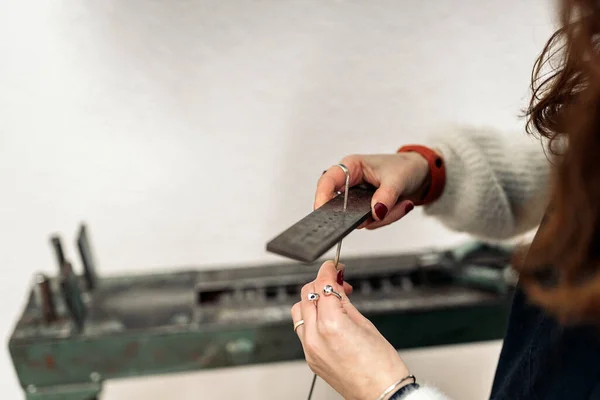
[266,186,375,262]
[34,275,57,324]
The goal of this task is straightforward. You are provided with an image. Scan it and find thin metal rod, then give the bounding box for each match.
[306,373,317,400]
[333,164,350,270]
[308,164,350,400]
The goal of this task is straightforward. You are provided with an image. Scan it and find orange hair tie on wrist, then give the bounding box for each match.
[397,145,446,206]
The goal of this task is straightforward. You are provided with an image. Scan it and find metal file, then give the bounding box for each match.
[266,185,375,262]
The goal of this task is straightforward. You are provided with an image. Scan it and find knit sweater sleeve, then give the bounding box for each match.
[421,126,552,240]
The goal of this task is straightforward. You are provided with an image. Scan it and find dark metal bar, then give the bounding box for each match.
[266,185,375,262]
[60,262,86,330]
[77,224,98,290]
[50,236,66,271]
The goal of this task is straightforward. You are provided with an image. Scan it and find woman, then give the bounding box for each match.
[290,1,600,399]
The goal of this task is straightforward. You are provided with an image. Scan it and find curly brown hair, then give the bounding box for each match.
[517,0,600,324]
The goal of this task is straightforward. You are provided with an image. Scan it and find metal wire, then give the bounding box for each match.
[333,164,350,270]
[306,373,318,400]
[307,164,350,400]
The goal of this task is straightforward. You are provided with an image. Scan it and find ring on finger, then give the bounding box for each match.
[307,292,320,303]
[293,320,305,332]
[323,284,342,300]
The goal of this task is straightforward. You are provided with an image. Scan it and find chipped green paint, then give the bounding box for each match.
[10,301,511,399]
[9,239,514,399]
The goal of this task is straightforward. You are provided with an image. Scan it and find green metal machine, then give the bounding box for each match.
[8,224,515,399]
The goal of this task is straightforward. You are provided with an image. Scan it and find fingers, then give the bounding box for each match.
[342,281,353,295]
[314,156,363,210]
[365,199,414,230]
[314,173,338,211]
[291,302,304,340]
[292,285,353,342]
[312,261,372,339]
[356,217,374,230]
[313,261,348,321]
[300,280,318,329]
[333,263,353,294]
[292,261,365,350]
[316,152,425,230]
[336,295,367,326]
[371,181,405,222]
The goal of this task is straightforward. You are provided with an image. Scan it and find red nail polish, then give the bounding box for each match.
[374,203,388,220]
[405,202,414,214]
[337,270,344,285]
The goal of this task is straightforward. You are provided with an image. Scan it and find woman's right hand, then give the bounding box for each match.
[315,152,432,230]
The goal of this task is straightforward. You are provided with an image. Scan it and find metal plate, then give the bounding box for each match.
[266,186,375,262]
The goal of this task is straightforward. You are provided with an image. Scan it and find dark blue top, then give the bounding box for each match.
[391,285,600,399]
[490,286,600,399]
[392,208,600,399]
[490,207,600,399]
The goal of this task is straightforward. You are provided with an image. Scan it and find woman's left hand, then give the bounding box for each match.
[291,261,411,400]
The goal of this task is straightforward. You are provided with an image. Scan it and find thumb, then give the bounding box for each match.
[370,181,404,222]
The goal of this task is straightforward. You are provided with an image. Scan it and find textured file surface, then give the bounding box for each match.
[266,186,375,262]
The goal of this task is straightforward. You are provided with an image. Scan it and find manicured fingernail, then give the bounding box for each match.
[337,270,344,285]
[405,202,414,214]
[374,203,388,220]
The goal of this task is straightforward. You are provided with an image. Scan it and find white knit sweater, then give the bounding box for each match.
[395,126,553,400]
[423,125,552,240]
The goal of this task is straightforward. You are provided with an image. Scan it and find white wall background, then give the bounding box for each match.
[0,1,554,399]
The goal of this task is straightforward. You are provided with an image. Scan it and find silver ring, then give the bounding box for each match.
[323,285,342,300]
[307,292,320,302]
[336,164,349,174]
[293,320,305,332]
